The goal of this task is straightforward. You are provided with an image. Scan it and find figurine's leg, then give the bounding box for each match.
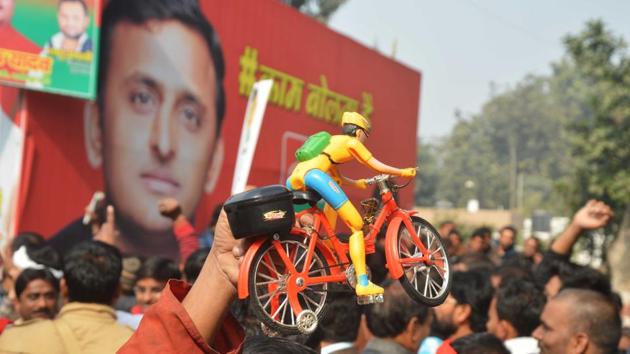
[337,202,384,304]
[303,169,383,304]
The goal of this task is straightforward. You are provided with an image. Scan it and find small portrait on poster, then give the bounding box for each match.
[44,0,93,53]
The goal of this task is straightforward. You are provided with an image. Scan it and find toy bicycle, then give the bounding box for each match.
[233,174,451,335]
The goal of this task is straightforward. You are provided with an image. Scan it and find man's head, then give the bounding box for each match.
[523,237,541,258]
[498,226,516,250]
[0,0,15,26]
[533,289,621,354]
[366,281,432,352]
[487,280,546,340]
[439,221,456,238]
[134,256,180,309]
[14,268,59,321]
[451,333,510,354]
[86,0,226,237]
[468,227,492,254]
[318,286,362,345]
[57,0,89,40]
[432,271,493,340]
[63,241,122,305]
[183,248,209,284]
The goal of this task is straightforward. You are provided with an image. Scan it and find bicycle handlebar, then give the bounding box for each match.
[364,167,419,186]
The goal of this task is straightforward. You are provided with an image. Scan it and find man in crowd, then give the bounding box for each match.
[432,271,494,347]
[363,281,432,354]
[50,0,226,259]
[495,225,517,261]
[13,268,59,322]
[533,289,621,354]
[318,286,361,354]
[486,280,546,354]
[0,241,133,353]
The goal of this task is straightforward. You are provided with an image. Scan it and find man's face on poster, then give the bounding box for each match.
[58,0,89,39]
[0,0,15,26]
[88,20,219,234]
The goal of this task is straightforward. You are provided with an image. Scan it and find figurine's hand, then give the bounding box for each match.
[356,179,368,190]
[401,168,417,178]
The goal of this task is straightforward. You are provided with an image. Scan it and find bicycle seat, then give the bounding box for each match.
[292,190,322,205]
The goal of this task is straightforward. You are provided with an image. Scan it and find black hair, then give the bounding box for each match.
[492,256,534,286]
[63,241,122,304]
[559,264,612,297]
[242,335,317,354]
[28,246,63,271]
[136,256,181,283]
[496,280,546,336]
[450,271,494,332]
[318,285,362,343]
[499,225,517,235]
[184,248,209,283]
[58,0,88,14]
[342,123,360,137]
[11,232,45,253]
[556,289,621,354]
[470,227,492,239]
[15,268,60,299]
[366,280,431,338]
[98,0,226,133]
[451,333,510,354]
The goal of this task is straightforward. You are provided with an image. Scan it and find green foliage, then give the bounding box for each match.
[417,20,628,220]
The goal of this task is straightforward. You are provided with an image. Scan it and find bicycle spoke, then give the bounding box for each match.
[423,272,430,297]
[256,278,283,286]
[295,249,308,270]
[299,292,312,311]
[261,258,281,277]
[290,304,295,325]
[271,296,288,320]
[257,272,280,282]
[261,286,283,308]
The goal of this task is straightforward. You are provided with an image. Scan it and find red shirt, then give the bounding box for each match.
[119,280,243,354]
[0,25,40,54]
[173,218,200,263]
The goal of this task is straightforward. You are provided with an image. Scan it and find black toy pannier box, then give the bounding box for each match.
[224,185,295,239]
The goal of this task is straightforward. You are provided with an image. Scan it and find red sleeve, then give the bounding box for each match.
[173,217,200,263]
[118,280,244,354]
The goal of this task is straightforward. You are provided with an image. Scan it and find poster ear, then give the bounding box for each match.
[83,101,102,168]
[205,137,224,194]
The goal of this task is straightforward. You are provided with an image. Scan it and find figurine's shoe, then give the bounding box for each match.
[356,282,384,305]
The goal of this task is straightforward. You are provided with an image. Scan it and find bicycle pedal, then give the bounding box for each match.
[357,293,384,305]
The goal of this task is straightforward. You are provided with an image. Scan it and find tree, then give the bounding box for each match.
[553,20,630,220]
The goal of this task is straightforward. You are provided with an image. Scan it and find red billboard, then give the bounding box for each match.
[9,0,421,258]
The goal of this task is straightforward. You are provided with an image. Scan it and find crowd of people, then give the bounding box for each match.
[0,192,625,354]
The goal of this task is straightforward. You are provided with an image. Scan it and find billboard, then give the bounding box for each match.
[9,0,421,259]
[0,0,100,99]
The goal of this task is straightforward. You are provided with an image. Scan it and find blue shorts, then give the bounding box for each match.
[286,169,348,210]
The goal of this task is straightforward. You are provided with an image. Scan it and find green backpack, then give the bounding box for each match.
[295,131,331,162]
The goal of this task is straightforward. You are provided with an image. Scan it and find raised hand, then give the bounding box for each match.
[571,199,614,230]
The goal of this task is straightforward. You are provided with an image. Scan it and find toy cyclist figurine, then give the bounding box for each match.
[286,112,416,304]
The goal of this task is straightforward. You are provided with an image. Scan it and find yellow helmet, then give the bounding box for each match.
[341,112,371,134]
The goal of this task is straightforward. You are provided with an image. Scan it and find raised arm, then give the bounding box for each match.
[364,157,416,178]
[551,199,613,256]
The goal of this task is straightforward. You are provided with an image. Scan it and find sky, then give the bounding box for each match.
[328,0,630,141]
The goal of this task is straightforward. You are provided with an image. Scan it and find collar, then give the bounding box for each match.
[365,338,412,354]
[59,302,117,320]
[321,342,354,354]
[504,336,539,354]
[320,342,354,354]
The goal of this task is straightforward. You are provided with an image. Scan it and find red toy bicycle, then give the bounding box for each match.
[235,174,451,335]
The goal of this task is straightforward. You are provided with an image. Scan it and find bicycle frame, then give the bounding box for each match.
[237,177,430,300]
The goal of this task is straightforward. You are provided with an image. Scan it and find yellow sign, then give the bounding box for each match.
[238,46,374,126]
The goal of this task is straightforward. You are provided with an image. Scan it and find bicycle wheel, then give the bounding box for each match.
[394,216,451,306]
[248,234,330,335]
